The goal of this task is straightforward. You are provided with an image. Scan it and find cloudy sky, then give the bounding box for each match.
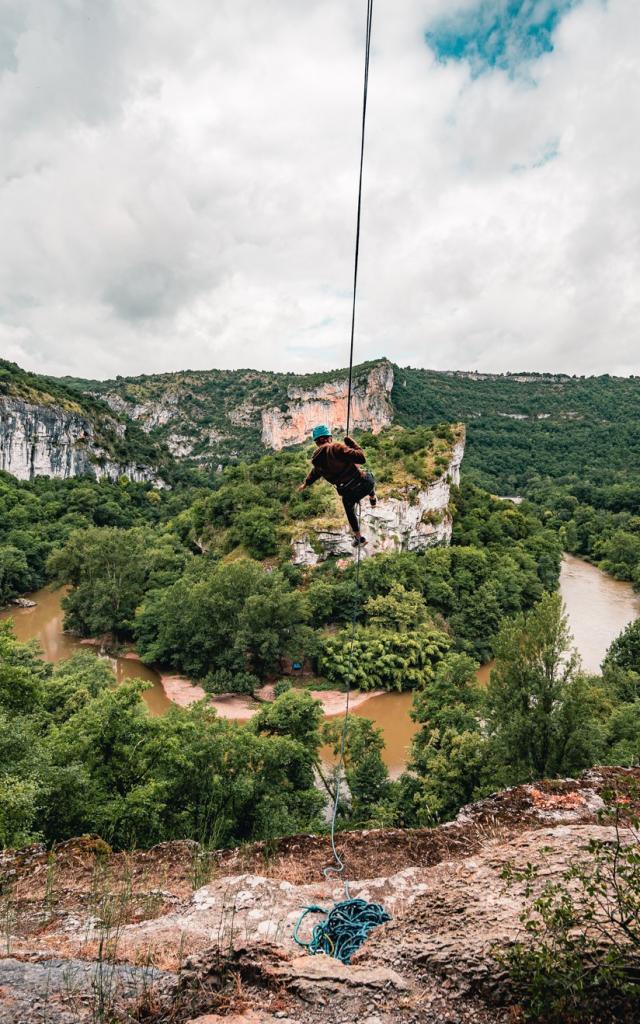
[1,0,639,379]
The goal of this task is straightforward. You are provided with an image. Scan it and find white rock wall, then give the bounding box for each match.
[0,397,161,485]
[98,392,179,432]
[292,434,465,565]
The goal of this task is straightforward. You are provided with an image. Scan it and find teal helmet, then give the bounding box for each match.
[312,424,332,441]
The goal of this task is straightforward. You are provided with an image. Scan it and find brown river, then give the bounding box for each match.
[3,553,639,773]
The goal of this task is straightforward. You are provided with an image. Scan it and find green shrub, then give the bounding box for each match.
[496,792,640,1022]
[203,668,259,696]
[320,626,450,692]
[273,679,293,698]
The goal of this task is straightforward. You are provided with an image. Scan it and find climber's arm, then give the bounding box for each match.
[342,436,366,463]
[298,466,321,491]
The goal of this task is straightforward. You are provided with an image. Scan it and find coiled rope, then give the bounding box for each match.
[295,0,390,966]
[294,899,391,965]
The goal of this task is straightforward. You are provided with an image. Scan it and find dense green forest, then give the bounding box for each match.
[393,367,640,591]
[2,587,639,849]
[3,428,640,850]
[1,366,640,853]
[394,366,640,495]
[0,472,201,606]
[41,431,560,678]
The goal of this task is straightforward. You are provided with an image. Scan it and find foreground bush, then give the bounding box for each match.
[497,791,640,1023]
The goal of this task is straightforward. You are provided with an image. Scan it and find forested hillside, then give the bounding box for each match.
[64,360,387,464]
[392,368,640,591]
[393,366,640,495]
[3,454,640,853]
[68,359,640,504]
[6,356,640,496]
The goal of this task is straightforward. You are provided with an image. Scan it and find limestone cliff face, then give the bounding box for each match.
[262,361,394,451]
[97,391,180,433]
[0,396,161,485]
[292,434,465,565]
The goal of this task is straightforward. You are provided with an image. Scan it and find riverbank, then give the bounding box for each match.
[3,555,639,772]
[158,672,385,720]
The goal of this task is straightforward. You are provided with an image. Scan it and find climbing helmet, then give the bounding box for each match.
[312,424,332,441]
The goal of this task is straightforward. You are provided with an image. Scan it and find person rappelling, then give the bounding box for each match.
[297,424,377,547]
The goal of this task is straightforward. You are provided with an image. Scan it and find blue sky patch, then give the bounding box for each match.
[426,1,583,76]
[511,137,560,172]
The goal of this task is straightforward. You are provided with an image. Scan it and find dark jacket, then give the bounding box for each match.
[304,436,366,488]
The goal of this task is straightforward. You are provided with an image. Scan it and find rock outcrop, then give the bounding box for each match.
[0,396,161,484]
[292,434,464,565]
[262,362,394,450]
[97,391,181,433]
[0,768,637,1024]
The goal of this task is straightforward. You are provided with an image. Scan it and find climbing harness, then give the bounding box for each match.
[294,0,391,965]
[294,899,391,965]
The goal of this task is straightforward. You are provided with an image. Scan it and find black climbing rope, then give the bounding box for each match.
[346,0,374,438]
[296,4,386,966]
[325,0,374,898]
[323,524,363,897]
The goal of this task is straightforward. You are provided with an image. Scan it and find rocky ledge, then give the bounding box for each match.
[292,435,464,565]
[0,766,637,1024]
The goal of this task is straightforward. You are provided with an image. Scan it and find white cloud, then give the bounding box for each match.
[0,0,638,378]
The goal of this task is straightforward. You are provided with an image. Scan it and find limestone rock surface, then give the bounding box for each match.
[0,768,636,1024]
[0,396,162,484]
[262,362,394,451]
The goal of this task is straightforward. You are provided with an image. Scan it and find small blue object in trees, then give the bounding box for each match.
[293,898,391,965]
[292,661,302,671]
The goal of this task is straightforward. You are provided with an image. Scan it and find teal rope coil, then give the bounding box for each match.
[293,898,391,965]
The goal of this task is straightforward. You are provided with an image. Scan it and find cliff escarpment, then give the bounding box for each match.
[72,359,397,468]
[4,357,638,492]
[0,396,162,484]
[0,361,170,484]
[261,361,394,449]
[0,767,636,1024]
[292,427,464,564]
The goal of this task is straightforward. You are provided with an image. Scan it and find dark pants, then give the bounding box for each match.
[337,471,375,532]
